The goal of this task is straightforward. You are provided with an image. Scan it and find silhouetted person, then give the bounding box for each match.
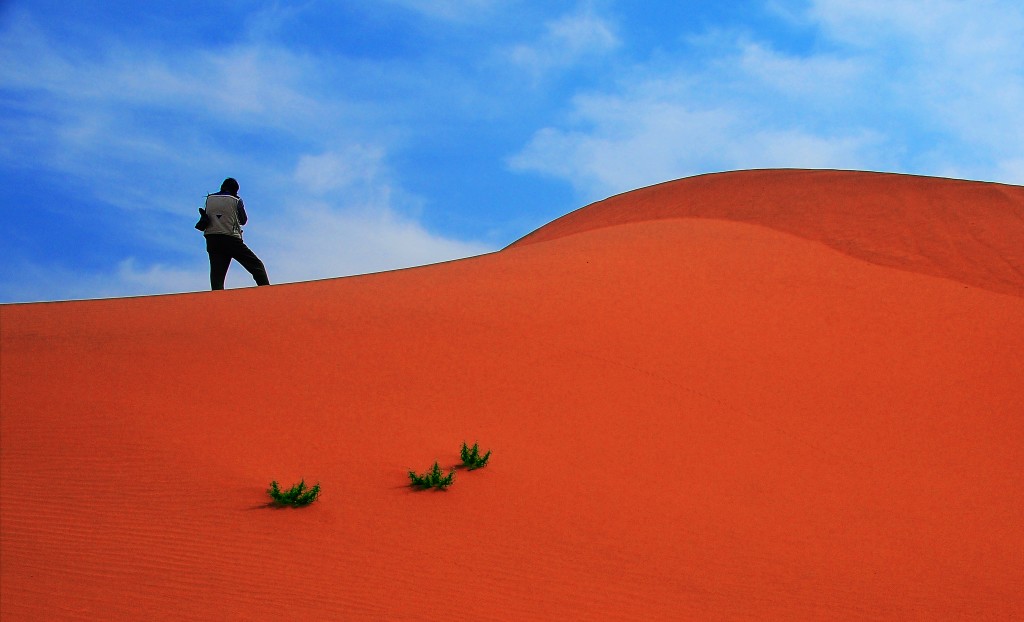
[200,178,270,290]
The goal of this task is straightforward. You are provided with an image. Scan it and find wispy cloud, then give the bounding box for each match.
[506,8,620,80]
[257,146,492,287]
[0,256,210,304]
[510,0,1024,199]
[804,0,1024,155]
[293,147,388,197]
[262,203,492,286]
[0,12,339,220]
[510,89,884,200]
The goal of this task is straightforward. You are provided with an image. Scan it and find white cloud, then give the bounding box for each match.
[511,0,1024,198]
[264,147,493,284]
[112,258,207,295]
[506,8,620,80]
[261,202,492,285]
[0,13,334,138]
[0,257,209,304]
[0,10,343,216]
[293,146,388,196]
[804,0,988,45]
[189,146,494,289]
[510,89,884,199]
[805,0,1024,147]
[735,41,865,99]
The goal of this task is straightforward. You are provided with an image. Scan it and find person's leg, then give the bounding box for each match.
[228,238,270,286]
[205,236,232,290]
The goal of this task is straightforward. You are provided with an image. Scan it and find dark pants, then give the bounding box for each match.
[205,234,270,290]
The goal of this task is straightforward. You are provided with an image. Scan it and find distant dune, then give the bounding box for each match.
[2,169,1022,620]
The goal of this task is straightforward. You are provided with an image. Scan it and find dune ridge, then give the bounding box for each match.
[513,169,1024,298]
[2,169,1022,620]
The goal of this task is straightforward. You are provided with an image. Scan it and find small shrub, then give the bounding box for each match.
[267,479,321,507]
[408,462,455,490]
[460,441,491,470]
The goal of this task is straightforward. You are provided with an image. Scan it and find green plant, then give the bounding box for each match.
[267,479,321,507]
[460,441,491,470]
[408,462,455,490]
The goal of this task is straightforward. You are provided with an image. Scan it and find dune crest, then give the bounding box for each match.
[513,169,1024,298]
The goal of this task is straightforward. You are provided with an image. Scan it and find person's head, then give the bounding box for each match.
[220,177,239,195]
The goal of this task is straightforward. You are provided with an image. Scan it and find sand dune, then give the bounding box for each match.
[2,169,1022,620]
[513,169,1024,298]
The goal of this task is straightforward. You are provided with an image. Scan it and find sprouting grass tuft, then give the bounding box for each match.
[460,441,491,470]
[267,479,321,507]
[408,461,455,490]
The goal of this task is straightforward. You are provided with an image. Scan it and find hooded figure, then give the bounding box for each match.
[199,177,270,290]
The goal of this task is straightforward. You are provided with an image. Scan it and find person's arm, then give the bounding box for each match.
[237,198,248,226]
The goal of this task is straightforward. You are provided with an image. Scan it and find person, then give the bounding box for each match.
[199,177,270,290]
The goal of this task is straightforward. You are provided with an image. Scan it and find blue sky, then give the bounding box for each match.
[2,0,1023,302]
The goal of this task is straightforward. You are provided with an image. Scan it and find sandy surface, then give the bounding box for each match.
[2,169,1022,620]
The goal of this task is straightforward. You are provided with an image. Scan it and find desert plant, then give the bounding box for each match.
[267,479,321,507]
[408,461,455,490]
[460,441,491,470]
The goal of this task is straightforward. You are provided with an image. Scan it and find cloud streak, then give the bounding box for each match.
[506,8,620,81]
[510,0,1024,200]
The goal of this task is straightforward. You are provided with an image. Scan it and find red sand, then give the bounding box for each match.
[2,169,1022,620]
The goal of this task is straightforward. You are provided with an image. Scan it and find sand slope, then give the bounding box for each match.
[513,169,1024,298]
[2,169,1022,620]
